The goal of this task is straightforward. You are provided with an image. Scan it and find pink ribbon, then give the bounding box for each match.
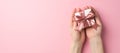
[74,9,98,31]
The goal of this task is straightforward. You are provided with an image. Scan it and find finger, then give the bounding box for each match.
[78,8,82,12]
[73,21,78,30]
[76,8,79,12]
[71,8,76,28]
[89,6,102,26]
[72,8,77,18]
[83,6,89,10]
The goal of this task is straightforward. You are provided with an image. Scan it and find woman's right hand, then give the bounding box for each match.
[85,6,102,39]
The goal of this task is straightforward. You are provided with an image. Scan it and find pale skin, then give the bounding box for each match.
[70,6,104,53]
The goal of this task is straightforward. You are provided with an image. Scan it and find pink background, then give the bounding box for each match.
[0,0,119,53]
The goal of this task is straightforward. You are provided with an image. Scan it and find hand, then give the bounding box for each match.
[70,8,85,44]
[85,6,102,39]
[70,8,86,53]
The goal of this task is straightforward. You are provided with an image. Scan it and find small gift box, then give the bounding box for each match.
[74,9,98,31]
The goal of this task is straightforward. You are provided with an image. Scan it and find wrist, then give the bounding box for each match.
[72,40,84,46]
[89,35,103,49]
[89,35,102,42]
[88,33,101,40]
[71,41,84,53]
[88,34,104,53]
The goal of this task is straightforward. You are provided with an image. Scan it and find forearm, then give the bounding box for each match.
[89,35,104,53]
[70,41,83,53]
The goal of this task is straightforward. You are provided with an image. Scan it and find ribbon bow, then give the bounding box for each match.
[74,9,98,31]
